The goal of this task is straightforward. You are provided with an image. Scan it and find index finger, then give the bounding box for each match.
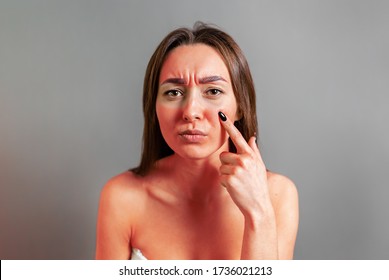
[218,111,251,154]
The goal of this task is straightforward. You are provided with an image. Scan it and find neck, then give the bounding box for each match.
[156,151,225,202]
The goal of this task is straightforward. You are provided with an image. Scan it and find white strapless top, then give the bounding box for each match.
[131,248,147,260]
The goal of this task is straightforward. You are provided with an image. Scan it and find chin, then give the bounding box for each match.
[173,144,225,160]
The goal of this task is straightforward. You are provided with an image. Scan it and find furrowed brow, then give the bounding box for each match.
[160,78,187,85]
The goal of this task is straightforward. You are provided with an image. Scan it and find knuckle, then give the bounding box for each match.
[236,157,245,167]
[219,152,228,162]
[237,156,251,169]
[219,165,228,174]
[232,166,243,176]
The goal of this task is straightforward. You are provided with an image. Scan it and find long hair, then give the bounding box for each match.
[131,22,257,176]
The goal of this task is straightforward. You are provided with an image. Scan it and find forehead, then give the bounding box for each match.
[159,43,230,82]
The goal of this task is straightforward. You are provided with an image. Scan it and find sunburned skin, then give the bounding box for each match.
[96,36,299,260]
[156,43,239,160]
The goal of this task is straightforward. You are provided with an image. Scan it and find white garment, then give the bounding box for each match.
[131,248,147,260]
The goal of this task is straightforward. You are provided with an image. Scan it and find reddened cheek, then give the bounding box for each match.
[218,109,239,123]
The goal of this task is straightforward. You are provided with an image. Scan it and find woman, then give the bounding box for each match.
[96,23,299,260]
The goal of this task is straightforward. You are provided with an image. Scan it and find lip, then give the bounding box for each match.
[179,129,207,136]
[178,129,208,143]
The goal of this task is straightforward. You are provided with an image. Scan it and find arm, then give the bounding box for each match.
[218,112,299,259]
[95,176,132,260]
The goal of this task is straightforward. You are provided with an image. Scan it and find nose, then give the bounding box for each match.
[182,91,203,122]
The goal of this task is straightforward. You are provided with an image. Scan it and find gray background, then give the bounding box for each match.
[1,0,388,259]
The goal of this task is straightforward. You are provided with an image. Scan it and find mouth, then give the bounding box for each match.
[178,129,207,143]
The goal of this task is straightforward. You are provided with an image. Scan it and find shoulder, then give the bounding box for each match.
[102,171,144,196]
[266,171,299,211]
[266,171,299,259]
[98,171,148,219]
[96,171,147,259]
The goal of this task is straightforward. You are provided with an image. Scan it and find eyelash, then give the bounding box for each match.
[162,88,224,99]
[164,89,183,98]
[206,88,223,96]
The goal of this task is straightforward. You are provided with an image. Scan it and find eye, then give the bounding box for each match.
[164,89,183,98]
[205,88,223,96]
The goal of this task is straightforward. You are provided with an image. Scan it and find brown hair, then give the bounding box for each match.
[131,22,257,176]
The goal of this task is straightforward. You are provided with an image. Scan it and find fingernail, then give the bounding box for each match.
[218,111,227,122]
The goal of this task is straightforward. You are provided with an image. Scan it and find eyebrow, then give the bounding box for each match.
[160,78,186,85]
[199,76,227,83]
[160,76,227,85]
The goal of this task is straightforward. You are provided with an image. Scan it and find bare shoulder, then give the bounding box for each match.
[96,171,147,259]
[99,171,147,217]
[266,171,299,259]
[102,171,144,195]
[266,171,299,210]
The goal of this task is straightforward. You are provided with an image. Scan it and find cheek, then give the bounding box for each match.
[205,98,238,121]
[156,103,175,127]
[218,94,239,122]
[218,105,239,123]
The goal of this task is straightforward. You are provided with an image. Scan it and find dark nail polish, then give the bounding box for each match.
[218,111,227,122]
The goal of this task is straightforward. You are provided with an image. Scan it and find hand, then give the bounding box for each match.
[218,112,271,218]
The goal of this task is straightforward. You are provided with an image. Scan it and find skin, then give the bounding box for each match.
[95,44,299,260]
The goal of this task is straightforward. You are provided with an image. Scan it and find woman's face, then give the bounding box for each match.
[156,43,239,160]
